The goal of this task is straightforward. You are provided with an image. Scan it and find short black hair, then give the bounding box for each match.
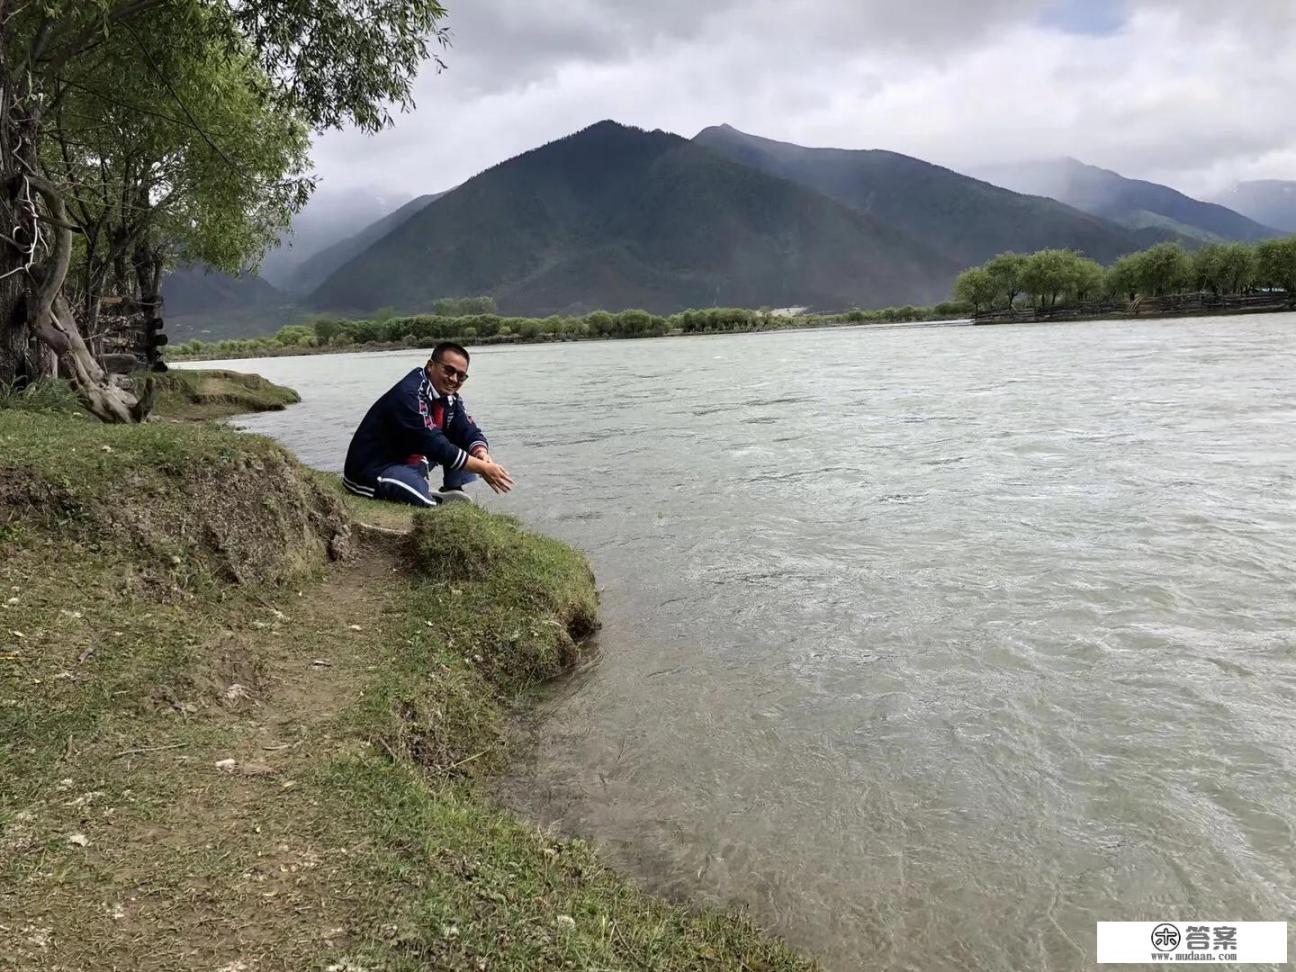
[430,341,470,364]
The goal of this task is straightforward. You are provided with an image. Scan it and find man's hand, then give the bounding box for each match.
[467,453,513,493]
[479,460,513,494]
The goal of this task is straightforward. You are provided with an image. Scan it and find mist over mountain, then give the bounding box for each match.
[692,125,1160,266]
[285,192,446,296]
[1213,181,1296,234]
[160,266,299,342]
[256,185,413,288]
[974,157,1278,243]
[310,121,956,316]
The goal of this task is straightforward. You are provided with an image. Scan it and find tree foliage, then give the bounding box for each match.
[0,0,450,419]
[955,236,1296,313]
[954,267,998,314]
[984,252,1027,309]
[1257,238,1296,294]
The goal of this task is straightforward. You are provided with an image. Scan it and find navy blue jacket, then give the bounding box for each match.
[343,367,488,497]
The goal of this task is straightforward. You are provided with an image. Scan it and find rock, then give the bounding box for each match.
[214,758,237,773]
[66,833,89,847]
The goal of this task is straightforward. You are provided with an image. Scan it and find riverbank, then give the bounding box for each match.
[151,369,302,420]
[973,291,1295,325]
[0,397,815,969]
[167,303,969,363]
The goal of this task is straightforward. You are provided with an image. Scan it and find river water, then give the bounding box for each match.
[187,315,1296,970]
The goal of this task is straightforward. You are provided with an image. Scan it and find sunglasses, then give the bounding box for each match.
[434,359,469,383]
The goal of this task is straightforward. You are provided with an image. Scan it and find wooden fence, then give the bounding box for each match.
[974,292,1294,325]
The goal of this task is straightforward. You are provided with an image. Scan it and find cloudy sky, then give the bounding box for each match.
[311,0,1295,205]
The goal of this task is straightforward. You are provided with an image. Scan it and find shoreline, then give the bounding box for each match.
[973,297,1294,326]
[166,313,967,363]
[0,381,817,970]
[169,299,1296,364]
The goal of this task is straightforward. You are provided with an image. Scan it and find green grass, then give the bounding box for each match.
[0,411,817,971]
[0,369,300,423]
[151,368,301,420]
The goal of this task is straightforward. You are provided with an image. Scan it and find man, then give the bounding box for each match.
[343,342,513,507]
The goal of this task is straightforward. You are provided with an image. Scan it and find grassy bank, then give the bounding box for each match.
[0,403,815,970]
[152,369,301,420]
[0,369,301,422]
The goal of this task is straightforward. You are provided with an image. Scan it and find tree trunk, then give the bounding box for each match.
[0,62,145,419]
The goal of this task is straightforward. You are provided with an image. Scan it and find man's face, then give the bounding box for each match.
[428,351,469,396]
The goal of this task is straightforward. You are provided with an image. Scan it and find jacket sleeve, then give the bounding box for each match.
[449,399,489,456]
[389,385,471,472]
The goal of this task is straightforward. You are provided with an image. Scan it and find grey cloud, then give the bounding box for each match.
[310,0,1294,205]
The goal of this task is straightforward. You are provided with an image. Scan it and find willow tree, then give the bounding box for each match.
[0,0,448,419]
[45,12,312,345]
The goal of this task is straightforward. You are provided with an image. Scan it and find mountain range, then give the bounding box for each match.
[974,157,1279,242]
[1213,180,1296,234]
[160,121,1292,335]
[309,122,957,316]
[693,126,1164,266]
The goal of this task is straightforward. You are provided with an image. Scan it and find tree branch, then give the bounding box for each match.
[24,175,74,355]
[124,20,233,166]
[41,0,170,77]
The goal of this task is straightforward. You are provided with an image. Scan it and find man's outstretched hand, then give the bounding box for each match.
[480,460,513,494]
[468,452,513,493]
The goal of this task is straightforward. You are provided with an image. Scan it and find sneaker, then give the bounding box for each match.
[436,488,473,505]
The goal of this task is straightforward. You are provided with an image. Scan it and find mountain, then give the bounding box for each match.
[161,266,298,342]
[1213,181,1296,234]
[693,125,1161,267]
[285,192,445,296]
[257,185,413,288]
[310,121,958,316]
[974,157,1278,243]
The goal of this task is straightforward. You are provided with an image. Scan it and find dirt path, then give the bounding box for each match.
[4,542,405,972]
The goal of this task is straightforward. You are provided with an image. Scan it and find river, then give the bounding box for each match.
[184,314,1296,970]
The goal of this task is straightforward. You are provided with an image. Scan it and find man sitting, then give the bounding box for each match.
[343,341,513,507]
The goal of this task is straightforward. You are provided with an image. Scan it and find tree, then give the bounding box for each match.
[985,252,1027,310]
[1,0,449,419]
[1217,243,1258,295]
[1020,249,1079,309]
[953,267,998,315]
[1134,243,1192,297]
[43,16,311,343]
[313,318,343,345]
[1070,257,1105,303]
[1106,254,1143,302]
[1256,237,1296,294]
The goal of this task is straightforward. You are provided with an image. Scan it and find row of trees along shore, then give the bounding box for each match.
[0,1,450,422]
[955,238,1296,315]
[169,300,972,359]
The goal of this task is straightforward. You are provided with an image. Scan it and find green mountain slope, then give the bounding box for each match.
[693,125,1165,266]
[976,157,1279,242]
[309,121,958,316]
[286,192,446,296]
[161,265,300,342]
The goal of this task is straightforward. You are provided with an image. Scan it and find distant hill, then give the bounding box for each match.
[974,157,1278,242]
[161,266,299,343]
[310,121,957,316]
[1213,180,1296,234]
[693,125,1160,266]
[285,192,445,296]
[257,185,413,288]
